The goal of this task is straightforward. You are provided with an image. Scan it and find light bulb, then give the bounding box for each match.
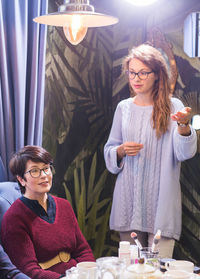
[63,14,88,45]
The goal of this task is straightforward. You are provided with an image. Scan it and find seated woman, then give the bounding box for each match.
[1,145,95,279]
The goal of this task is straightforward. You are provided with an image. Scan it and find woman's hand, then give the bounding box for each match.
[171,107,192,136]
[117,142,143,160]
[171,106,191,124]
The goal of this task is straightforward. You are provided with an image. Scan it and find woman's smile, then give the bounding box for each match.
[39,181,49,186]
[133,84,142,89]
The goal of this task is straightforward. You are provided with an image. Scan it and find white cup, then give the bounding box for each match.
[165,260,194,273]
[164,270,192,279]
[76,261,98,279]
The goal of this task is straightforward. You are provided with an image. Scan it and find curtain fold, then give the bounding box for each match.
[0,0,48,180]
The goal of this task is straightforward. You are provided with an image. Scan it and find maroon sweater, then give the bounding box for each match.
[1,196,95,279]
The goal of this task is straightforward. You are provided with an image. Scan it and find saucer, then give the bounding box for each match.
[191,274,200,278]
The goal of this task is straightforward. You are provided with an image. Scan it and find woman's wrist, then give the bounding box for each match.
[177,120,189,127]
[177,121,191,136]
[117,144,125,161]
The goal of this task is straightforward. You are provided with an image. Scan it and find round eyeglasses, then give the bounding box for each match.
[126,70,154,80]
[24,165,54,178]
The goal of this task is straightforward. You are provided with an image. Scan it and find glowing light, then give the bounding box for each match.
[33,0,118,46]
[125,0,158,6]
[191,114,200,130]
[63,15,88,45]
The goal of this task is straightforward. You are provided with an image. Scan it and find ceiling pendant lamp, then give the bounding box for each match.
[33,0,119,45]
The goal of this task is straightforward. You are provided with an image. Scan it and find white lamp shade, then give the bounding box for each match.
[33,11,119,27]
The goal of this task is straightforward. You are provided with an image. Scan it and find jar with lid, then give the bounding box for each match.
[160,258,176,273]
[122,258,163,279]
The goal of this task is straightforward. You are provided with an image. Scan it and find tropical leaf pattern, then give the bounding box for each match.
[43,0,200,263]
[43,0,122,258]
[62,152,118,258]
[172,51,200,266]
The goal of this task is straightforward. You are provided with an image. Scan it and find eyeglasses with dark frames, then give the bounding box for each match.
[126,70,154,80]
[24,165,54,178]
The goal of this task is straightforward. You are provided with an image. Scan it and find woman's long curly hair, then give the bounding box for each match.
[122,44,171,138]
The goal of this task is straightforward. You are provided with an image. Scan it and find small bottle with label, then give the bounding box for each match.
[130,244,139,264]
[118,241,131,267]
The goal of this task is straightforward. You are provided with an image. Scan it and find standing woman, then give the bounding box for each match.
[104,44,197,258]
[1,145,94,279]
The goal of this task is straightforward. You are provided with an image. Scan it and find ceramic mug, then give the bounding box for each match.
[164,270,192,279]
[165,260,194,273]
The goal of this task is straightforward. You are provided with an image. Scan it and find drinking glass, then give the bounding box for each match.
[65,267,79,279]
[140,247,160,268]
[77,261,98,279]
[96,256,126,279]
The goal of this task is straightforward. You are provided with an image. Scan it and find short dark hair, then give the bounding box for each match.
[9,145,53,194]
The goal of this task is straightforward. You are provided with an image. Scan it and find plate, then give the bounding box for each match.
[191,274,200,278]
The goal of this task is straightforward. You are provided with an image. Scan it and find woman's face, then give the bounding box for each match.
[128,58,157,97]
[17,160,53,199]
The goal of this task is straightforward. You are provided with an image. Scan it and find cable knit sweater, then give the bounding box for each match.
[104,97,197,240]
[1,196,95,279]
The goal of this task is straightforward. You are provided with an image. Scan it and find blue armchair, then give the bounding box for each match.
[0,157,6,182]
[0,182,21,229]
[0,181,30,279]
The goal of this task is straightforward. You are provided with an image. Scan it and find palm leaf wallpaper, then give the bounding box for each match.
[43,0,200,263]
[170,42,200,265]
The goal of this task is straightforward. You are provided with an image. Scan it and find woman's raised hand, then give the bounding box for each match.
[171,107,191,124]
